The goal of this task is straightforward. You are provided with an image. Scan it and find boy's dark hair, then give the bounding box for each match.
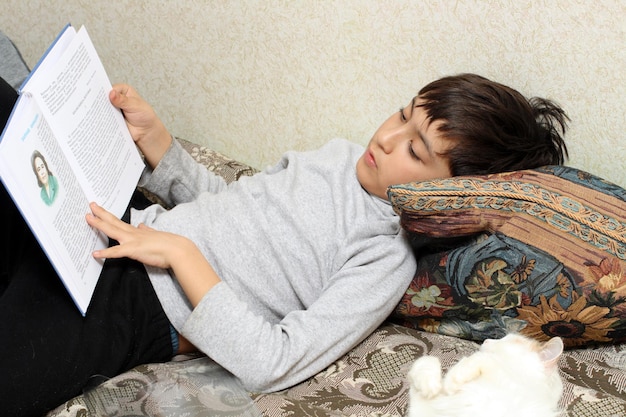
[417,73,569,176]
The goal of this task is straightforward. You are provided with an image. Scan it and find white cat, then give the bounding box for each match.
[406,334,564,417]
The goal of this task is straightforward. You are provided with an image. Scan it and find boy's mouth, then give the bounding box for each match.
[364,149,377,168]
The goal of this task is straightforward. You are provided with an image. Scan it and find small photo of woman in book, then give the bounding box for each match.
[31,150,59,206]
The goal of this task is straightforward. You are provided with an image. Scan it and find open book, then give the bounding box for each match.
[0,24,144,315]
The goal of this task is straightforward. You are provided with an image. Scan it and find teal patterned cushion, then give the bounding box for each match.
[388,166,626,348]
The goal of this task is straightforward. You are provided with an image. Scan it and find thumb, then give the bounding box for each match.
[109,88,127,110]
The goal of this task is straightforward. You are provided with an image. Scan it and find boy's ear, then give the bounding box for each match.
[539,337,563,370]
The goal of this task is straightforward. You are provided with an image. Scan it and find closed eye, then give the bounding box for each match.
[408,140,420,161]
[399,107,407,122]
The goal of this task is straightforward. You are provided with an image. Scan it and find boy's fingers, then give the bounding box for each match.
[88,202,114,220]
[86,203,129,237]
[109,89,132,110]
[109,84,140,110]
[111,83,131,96]
[86,211,112,236]
[92,242,127,260]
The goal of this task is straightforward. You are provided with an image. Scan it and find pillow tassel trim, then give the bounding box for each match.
[389,176,626,261]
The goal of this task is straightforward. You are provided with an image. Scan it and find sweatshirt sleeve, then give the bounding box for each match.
[181,231,416,393]
[139,138,229,207]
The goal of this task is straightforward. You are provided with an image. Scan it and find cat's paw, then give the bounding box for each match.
[407,356,443,399]
[443,355,483,395]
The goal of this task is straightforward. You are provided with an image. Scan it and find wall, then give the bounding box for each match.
[2,0,624,186]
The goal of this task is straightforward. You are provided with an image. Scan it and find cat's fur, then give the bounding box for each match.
[406,334,564,417]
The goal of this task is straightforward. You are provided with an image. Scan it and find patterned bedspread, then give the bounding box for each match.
[47,323,626,416]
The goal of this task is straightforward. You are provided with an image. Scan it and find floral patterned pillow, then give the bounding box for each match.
[388,166,626,348]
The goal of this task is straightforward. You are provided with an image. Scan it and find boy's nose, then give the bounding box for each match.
[377,127,402,153]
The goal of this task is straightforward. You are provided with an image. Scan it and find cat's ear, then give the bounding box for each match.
[539,337,563,370]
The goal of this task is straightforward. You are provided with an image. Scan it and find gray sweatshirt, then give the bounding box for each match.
[131,138,416,392]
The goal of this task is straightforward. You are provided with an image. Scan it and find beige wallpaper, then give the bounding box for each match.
[2,1,624,187]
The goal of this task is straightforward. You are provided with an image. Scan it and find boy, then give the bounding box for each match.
[0,73,568,416]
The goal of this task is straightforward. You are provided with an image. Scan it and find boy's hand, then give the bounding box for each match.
[86,202,185,270]
[86,202,221,307]
[109,84,172,169]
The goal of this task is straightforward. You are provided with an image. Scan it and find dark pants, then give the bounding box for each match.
[0,77,173,417]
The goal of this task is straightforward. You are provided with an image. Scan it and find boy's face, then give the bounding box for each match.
[356,97,452,199]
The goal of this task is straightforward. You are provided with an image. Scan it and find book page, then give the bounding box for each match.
[25,25,144,218]
[0,25,144,315]
[0,96,107,315]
